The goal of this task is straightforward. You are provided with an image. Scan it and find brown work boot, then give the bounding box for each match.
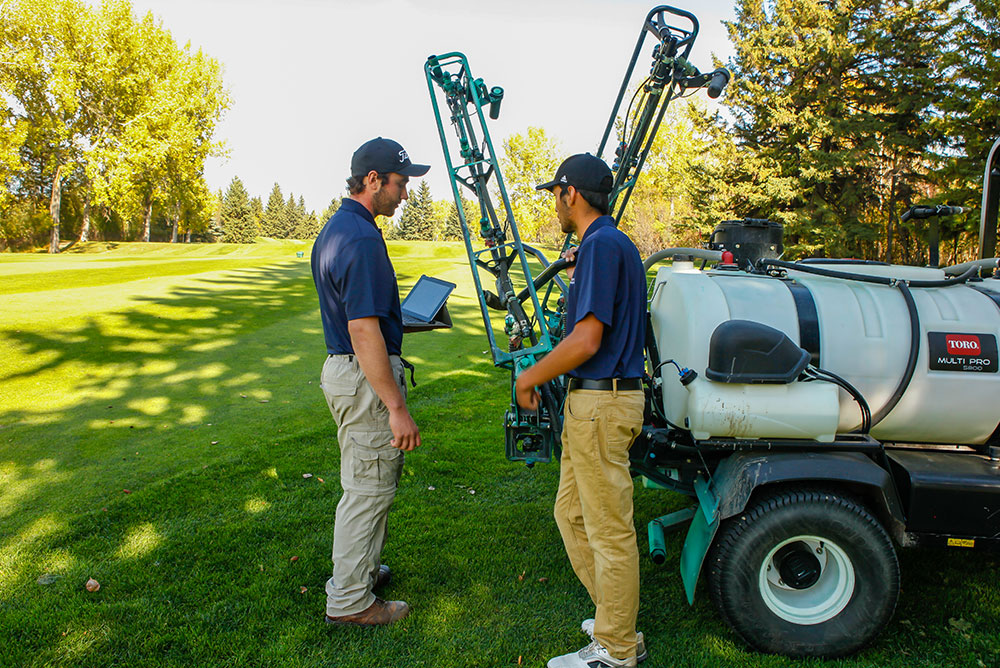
[325,598,410,627]
[372,564,391,591]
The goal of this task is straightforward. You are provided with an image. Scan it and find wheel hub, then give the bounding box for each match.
[759,535,855,625]
[775,542,822,589]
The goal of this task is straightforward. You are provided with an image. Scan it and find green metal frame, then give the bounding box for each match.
[425,53,565,464]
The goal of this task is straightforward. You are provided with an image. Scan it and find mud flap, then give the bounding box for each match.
[680,475,721,604]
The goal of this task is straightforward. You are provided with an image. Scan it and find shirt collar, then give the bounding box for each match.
[341,197,378,228]
[580,215,614,243]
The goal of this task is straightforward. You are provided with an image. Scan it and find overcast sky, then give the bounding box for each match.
[127,0,738,213]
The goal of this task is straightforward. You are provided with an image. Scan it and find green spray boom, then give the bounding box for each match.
[423,6,728,465]
[425,52,567,465]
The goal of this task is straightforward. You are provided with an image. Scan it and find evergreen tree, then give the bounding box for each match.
[249,196,263,233]
[319,196,341,225]
[443,193,478,241]
[292,209,321,239]
[283,193,301,239]
[221,176,257,243]
[208,188,224,241]
[396,180,435,240]
[936,0,1000,259]
[721,0,951,260]
[262,183,286,238]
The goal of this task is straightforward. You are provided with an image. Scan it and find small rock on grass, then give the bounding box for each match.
[85,578,100,592]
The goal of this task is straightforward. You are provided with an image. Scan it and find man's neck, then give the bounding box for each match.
[350,194,376,219]
[572,211,602,240]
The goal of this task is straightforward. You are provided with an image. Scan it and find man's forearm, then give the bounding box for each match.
[348,318,406,410]
[518,325,600,389]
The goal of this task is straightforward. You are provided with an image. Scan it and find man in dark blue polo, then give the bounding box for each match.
[515,154,648,667]
[312,137,428,627]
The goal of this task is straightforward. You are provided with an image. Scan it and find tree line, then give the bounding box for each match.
[214,177,333,244]
[0,0,228,251]
[3,1,997,262]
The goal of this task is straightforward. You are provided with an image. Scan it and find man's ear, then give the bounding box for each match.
[566,185,578,205]
[367,171,381,192]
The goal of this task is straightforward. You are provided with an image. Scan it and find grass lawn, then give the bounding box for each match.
[1,240,997,668]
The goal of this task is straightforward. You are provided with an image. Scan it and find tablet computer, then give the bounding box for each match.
[401,275,456,326]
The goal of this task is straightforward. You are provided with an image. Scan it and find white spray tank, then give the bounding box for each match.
[648,230,1000,445]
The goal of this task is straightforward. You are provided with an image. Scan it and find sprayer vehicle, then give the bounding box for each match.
[424,5,1000,658]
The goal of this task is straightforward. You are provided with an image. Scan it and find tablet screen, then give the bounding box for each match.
[401,275,456,322]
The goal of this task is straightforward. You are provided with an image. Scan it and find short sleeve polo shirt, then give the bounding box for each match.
[311,198,403,356]
[565,215,646,379]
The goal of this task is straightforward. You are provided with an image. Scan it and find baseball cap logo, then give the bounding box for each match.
[560,175,567,183]
[399,149,408,163]
[946,334,981,355]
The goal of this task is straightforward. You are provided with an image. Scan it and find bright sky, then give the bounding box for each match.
[128,0,738,213]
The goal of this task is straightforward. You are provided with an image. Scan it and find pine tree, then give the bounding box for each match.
[292,210,321,239]
[721,0,950,260]
[221,177,257,243]
[250,196,264,234]
[208,188,225,241]
[396,180,435,240]
[319,197,341,225]
[262,183,286,238]
[283,193,301,239]
[443,193,477,241]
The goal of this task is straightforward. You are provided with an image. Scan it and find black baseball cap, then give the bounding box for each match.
[351,137,430,177]
[536,153,613,193]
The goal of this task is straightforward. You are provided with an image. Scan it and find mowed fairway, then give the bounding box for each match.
[1,242,998,668]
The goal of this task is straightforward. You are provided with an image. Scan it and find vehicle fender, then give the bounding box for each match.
[711,450,905,523]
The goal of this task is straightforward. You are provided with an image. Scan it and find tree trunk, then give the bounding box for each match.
[79,193,91,243]
[142,193,153,242]
[49,166,63,254]
[185,228,191,243]
[885,172,897,264]
[170,201,181,243]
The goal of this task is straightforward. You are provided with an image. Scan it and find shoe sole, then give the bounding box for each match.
[324,609,410,627]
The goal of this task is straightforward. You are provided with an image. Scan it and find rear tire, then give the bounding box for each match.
[707,489,899,657]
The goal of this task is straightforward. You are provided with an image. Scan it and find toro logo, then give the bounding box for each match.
[946,334,981,355]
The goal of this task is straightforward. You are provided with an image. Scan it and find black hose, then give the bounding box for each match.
[539,381,563,454]
[870,282,919,429]
[758,259,979,288]
[806,367,871,434]
[515,257,573,304]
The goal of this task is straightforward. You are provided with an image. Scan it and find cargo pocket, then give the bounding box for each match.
[344,430,403,495]
[320,358,359,397]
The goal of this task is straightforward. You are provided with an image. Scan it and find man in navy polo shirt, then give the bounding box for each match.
[516,154,648,668]
[312,137,428,627]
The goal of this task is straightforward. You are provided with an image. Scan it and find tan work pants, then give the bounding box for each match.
[555,388,644,661]
[320,354,406,616]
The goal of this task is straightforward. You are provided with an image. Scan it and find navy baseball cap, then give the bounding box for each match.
[536,153,613,193]
[351,137,430,177]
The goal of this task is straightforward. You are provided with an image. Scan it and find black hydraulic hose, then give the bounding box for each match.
[515,257,573,304]
[870,282,919,429]
[539,381,563,452]
[758,259,980,288]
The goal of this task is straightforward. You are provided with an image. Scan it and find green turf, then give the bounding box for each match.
[1,241,997,668]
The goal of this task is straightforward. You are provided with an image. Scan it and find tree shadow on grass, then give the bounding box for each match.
[0,259,497,574]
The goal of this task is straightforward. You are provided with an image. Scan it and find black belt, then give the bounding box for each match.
[567,377,642,391]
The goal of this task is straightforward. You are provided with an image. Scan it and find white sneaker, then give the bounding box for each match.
[580,619,648,663]
[547,639,637,668]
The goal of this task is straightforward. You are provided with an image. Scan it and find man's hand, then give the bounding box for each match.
[561,246,578,281]
[515,374,540,411]
[389,407,421,451]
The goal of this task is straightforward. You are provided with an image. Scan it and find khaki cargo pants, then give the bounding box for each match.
[555,388,644,662]
[320,353,406,616]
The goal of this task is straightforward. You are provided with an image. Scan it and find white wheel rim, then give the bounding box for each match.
[758,535,855,625]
